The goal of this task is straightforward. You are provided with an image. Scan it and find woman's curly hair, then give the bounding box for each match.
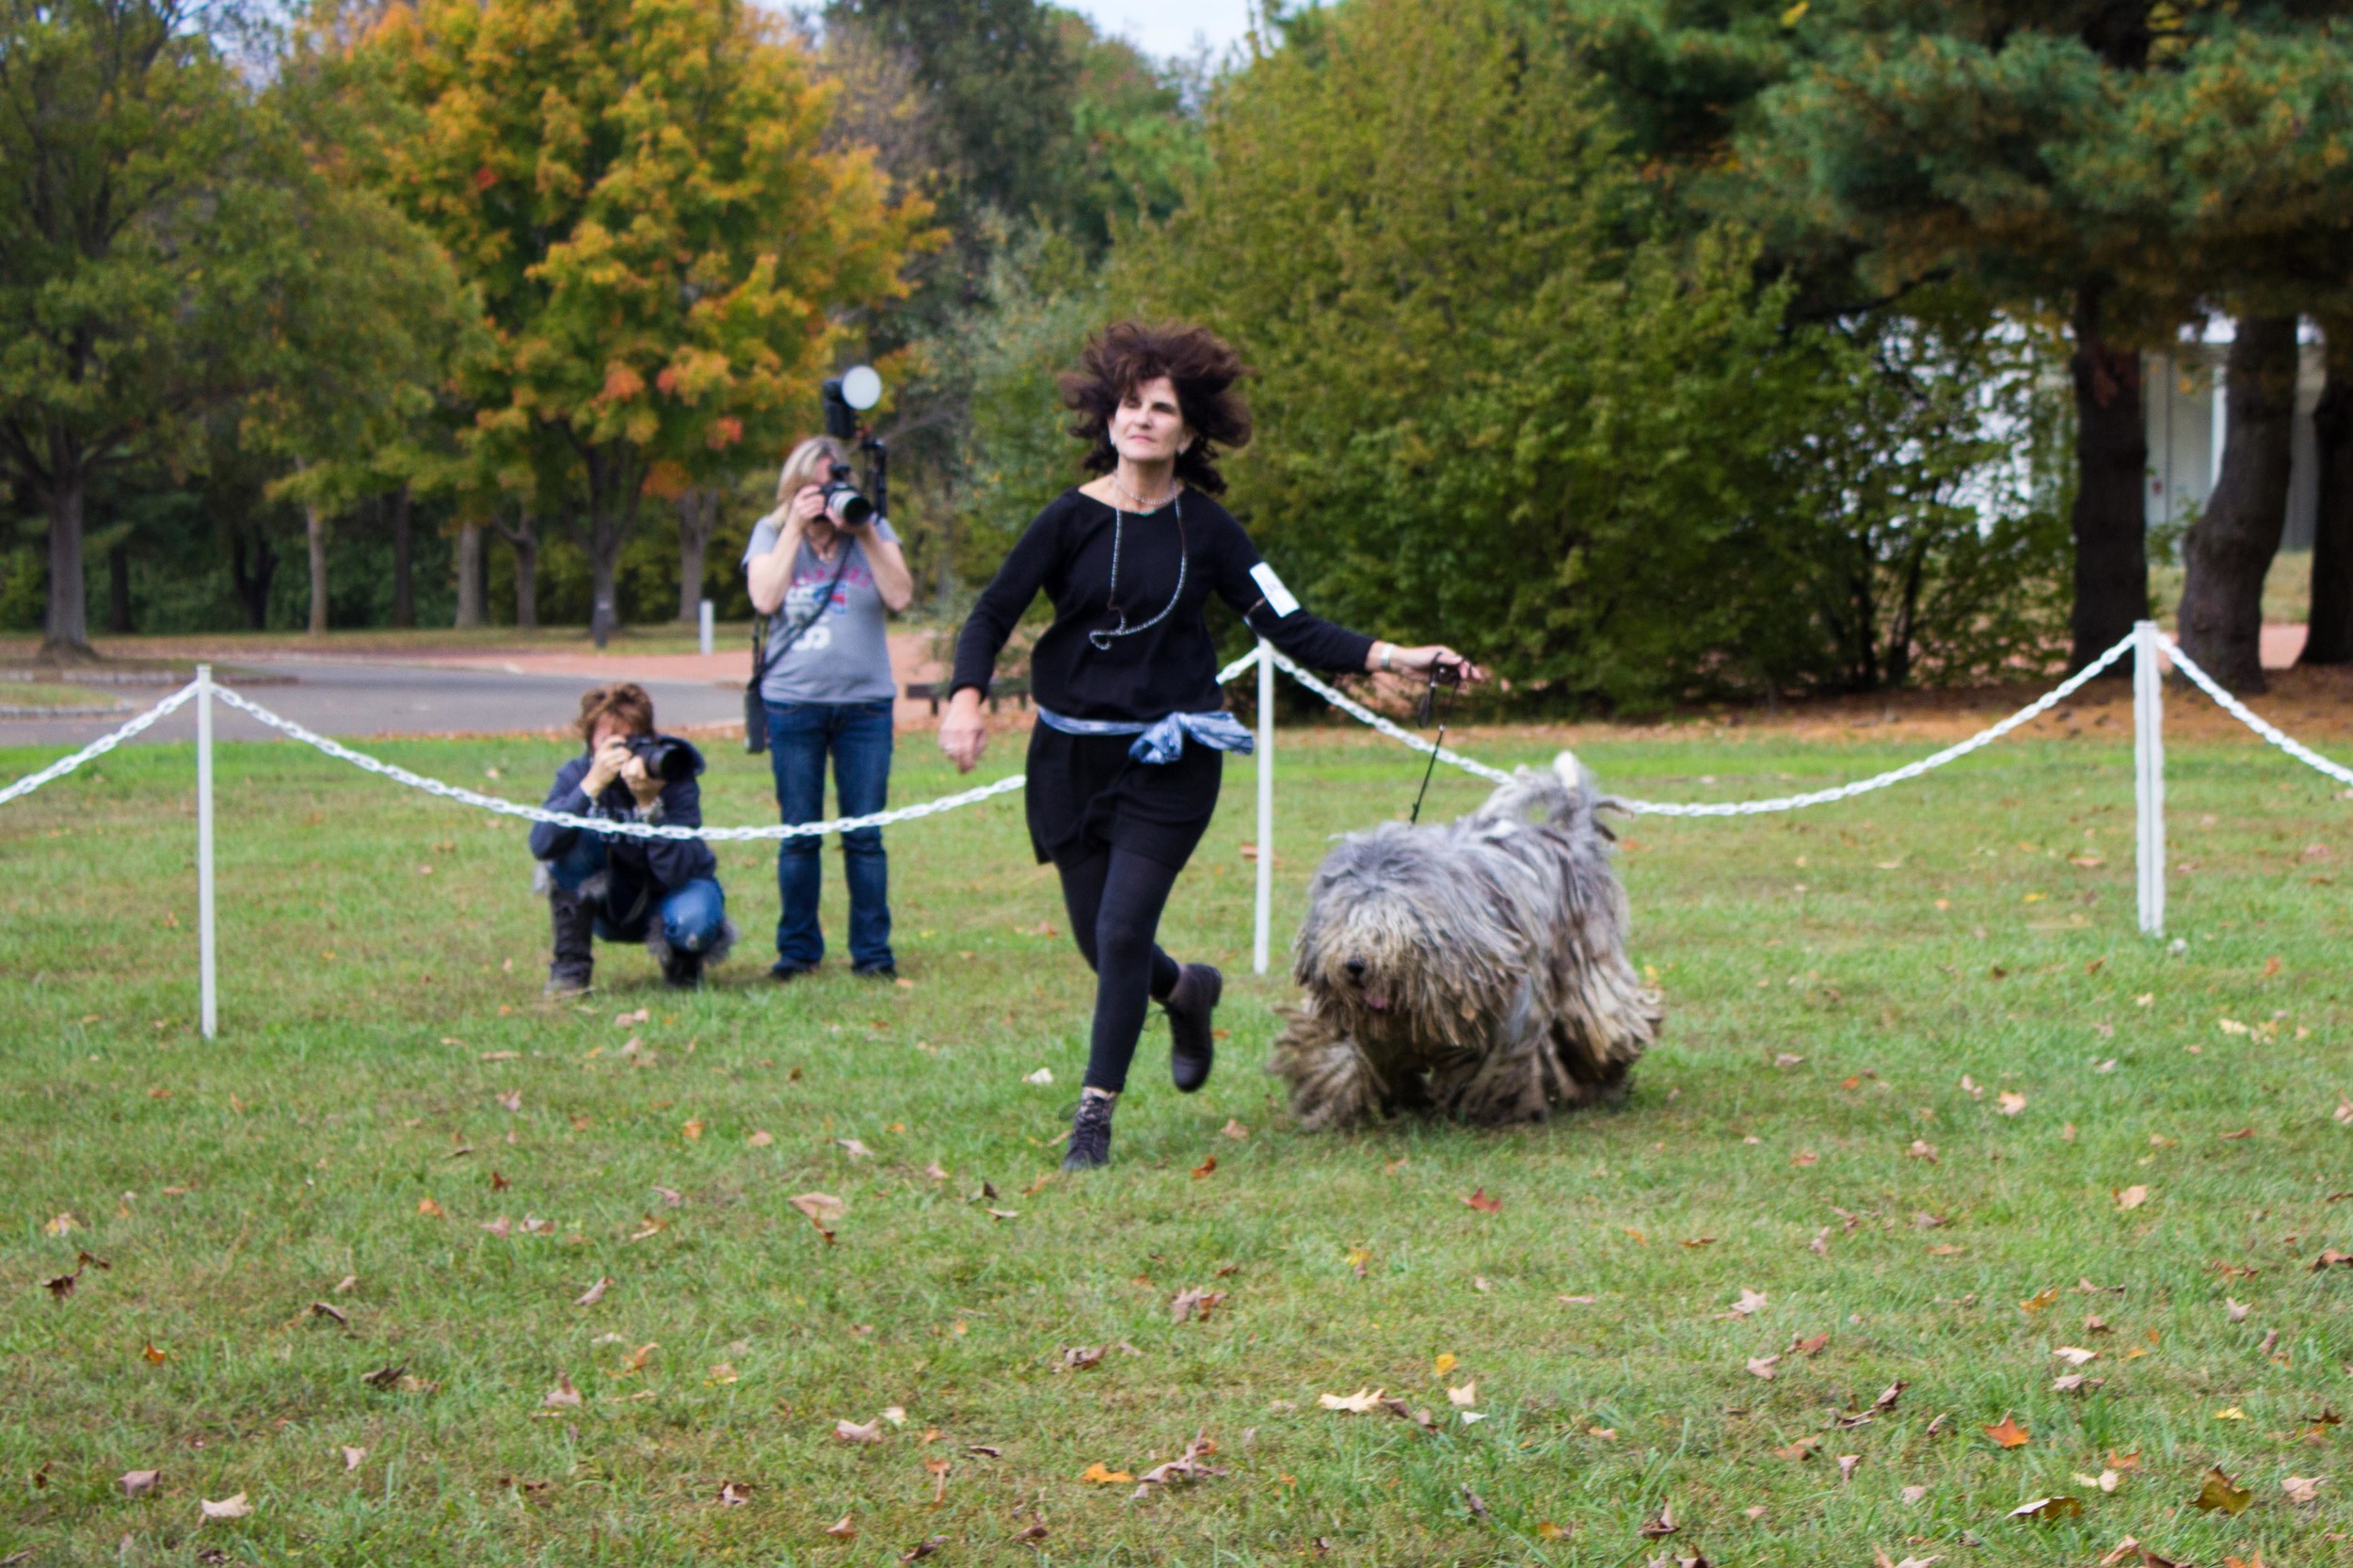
[1060,320,1252,495]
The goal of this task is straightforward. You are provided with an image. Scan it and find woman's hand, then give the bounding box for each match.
[937,689,988,774]
[617,749,663,808]
[789,485,827,525]
[1369,643,1489,684]
[582,736,632,797]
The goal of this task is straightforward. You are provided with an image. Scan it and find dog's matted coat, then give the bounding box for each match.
[1271,752,1661,1129]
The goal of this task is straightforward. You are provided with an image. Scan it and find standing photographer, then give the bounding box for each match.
[745,435,914,981]
[532,682,732,994]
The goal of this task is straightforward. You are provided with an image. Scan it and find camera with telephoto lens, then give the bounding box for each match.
[625,734,697,784]
[818,461,874,528]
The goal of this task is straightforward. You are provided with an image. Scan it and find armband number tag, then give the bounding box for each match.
[1249,562,1301,618]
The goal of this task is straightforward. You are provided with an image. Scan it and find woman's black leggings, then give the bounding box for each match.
[1055,846,1185,1093]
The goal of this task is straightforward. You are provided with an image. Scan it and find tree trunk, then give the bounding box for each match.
[389,484,415,630]
[230,534,277,630]
[496,508,539,632]
[455,522,485,628]
[40,465,91,662]
[2301,323,2353,666]
[2068,282,2149,673]
[106,543,132,634]
[676,487,717,622]
[305,497,329,637]
[2179,315,2298,695]
[580,445,642,649]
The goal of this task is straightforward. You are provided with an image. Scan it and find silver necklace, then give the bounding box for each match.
[1111,472,1178,511]
[1090,490,1187,651]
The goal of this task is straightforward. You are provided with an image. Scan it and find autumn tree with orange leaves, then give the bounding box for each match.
[364,0,932,644]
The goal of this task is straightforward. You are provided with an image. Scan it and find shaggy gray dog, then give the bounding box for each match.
[1270,752,1661,1129]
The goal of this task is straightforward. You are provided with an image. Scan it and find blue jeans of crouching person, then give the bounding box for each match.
[764,697,894,977]
[541,831,729,992]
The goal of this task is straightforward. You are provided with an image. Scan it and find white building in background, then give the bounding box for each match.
[2142,321,2327,548]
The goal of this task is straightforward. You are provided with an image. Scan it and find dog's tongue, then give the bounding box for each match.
[1365,991,1389,1011]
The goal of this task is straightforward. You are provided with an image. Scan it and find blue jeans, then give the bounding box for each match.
[765,698,894,971]
[545,833,728,952]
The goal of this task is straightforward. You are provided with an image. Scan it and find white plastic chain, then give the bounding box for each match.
[1270,632,2141,814]
[2160,635,2353,789]
[1257,647,1517,784]
[0,680,199,808]
[207,685,1026,841]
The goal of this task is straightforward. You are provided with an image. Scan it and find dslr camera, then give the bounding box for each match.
[818,461,874,528]
[625,734,697,784]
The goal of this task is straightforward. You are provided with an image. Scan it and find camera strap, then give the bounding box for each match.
[744,534,856,755]
[750,538,856,686]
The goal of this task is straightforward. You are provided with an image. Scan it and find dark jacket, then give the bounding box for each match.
[529,735,719,891]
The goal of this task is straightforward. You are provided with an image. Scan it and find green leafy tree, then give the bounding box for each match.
[0,0,308,659]
[367,0,930,643]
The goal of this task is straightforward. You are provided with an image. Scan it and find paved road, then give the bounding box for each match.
[0,658,747,751]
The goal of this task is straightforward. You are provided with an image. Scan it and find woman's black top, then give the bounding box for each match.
[952,488,1374,869]
[950,489,1372,720]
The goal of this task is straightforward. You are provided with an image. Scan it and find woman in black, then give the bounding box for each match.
[940,321,1481,1169]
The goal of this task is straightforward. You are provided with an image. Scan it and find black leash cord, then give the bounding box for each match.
[1407,661,1462,824]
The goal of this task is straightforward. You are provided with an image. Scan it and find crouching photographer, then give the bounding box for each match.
[531,682,734,995]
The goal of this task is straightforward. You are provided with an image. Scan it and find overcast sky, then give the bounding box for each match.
[1065,0,1258,64]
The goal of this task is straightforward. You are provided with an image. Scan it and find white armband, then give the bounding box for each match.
[1249,561,1301,618]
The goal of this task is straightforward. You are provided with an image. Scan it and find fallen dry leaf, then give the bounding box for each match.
[1169,1287,1228,1323]
[574,1276,611,1307]
[2192,1465,2252,1514]
[901,1534,947,1561]
[2114,1185,2151,1211]
[497,1090,521,1113]
[716,1480,754,1507]
[1771,1436,1821,1462]
[2226,1296,2250,1321]
[2019,1287,2059,1313]
[1984,1414,2031,1448]
[1433,1352,1457,1376]
[2053,1346,2100,1367]
[1193,1156,1217,1179]
[2072,1468,2123,1493]
[1907,1139,1939,1162]
[1060,1345,1106,1371]
[1222,1118,1250,1141]
[1447,1381,1478,1409]
[1022,1066,1054,1086]
[790,1192,845,1229]
[922,1160,948,1181]
[1637,1501,1677,1537]
[342,1447,364,1471]
[542,1373,582,1409]
[1463,1188,1502,1213]
[200,1493,253,1521]
[1997,1091,2027,1115]
[120,1469,160,1498]
[1079,1462,1133,1484]
[1129,1430,1225,1499]
[361,1364,405,1389]
[1838,1453,1861,1483]
[824,1515,856,1540]
[1318,1387,1385,1414]
[416,1196,445,1220]
[1745,1355,1781,1380]
[1900,1483,1929,1505]
[2281,1475,2322,1505]
[1727,1288,1769,1318]
[836,1137,871,1160]
[2008,1496,2081,1522]
[834,1417,885,1445]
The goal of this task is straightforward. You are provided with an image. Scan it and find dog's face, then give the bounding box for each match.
[1293,824,1517,1037]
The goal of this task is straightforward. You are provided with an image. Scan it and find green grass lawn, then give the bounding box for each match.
[2,721,2349,1565]
[0,682,128,712]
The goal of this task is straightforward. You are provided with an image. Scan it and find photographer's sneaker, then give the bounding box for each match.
[1062,1089,1117,1171]
[1165,963,1221,1094]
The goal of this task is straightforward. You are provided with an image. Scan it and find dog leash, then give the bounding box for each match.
[1407,661,1463,824]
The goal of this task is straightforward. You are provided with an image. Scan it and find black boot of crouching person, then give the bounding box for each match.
[1165,963,1222,1093]
[1063,1088,1118,1171]
[546,887,597,997]
[649,919,736,992]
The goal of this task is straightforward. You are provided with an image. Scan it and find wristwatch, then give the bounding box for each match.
[1377,643,1395,673]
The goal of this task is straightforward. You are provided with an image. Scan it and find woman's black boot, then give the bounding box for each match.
[1063,1089,1117,1171]
[1165,963,1221,1093]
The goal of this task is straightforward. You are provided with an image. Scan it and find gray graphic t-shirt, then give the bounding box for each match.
[743,515,900,705]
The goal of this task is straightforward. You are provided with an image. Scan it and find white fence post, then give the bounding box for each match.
[2133,620,2166,937]
[697,598,714,657]
[196,664,218,1038]
[1253,640,1273,977]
